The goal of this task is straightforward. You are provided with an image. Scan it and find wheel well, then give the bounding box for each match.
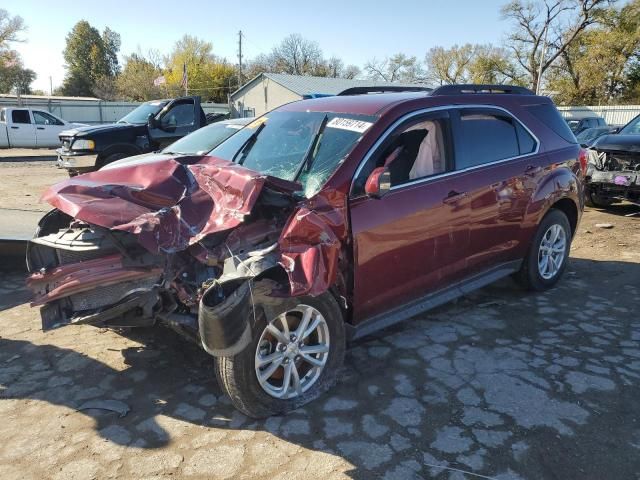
[97,145,140,168]
[550,198,578,236]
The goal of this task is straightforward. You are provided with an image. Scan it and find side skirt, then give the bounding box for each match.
[349,260,522,340]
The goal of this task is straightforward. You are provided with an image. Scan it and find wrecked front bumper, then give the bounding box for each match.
[586,148,640,203]
[56,148,98,169]
[27,155,348,357]
[587,168,640,203]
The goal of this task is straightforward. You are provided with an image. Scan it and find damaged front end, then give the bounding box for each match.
[586,140,640,206]
[26,156,347,357]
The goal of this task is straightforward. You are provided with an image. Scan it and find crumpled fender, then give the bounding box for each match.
[42,156,299,254]
[278,188,347,297]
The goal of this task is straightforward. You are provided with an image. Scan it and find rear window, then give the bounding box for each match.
[527,104,577,144]
[12,110,31,124]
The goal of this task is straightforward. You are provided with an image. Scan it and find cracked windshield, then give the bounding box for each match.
[210,111,376,197]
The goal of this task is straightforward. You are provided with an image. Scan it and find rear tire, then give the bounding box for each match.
[214,280,345,418]
[516,209,571,291]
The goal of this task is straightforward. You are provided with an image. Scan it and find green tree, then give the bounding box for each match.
[61,21,120,96]
[547,0,640,104]
[164,35,236,103]
[116,52,164,101]
[0,9,34,94]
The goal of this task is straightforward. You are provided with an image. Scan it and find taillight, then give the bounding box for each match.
[578,148,588,176]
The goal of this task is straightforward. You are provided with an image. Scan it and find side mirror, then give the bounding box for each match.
[609,127,620,134]
[147,113,159,129]
[365,167,391,198]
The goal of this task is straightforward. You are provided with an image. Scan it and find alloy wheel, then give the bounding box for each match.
[254,305,330,399]
[537,223,567,280]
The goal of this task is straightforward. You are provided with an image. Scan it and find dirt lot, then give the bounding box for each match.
[0,161,639,479]
[0,161,68,212]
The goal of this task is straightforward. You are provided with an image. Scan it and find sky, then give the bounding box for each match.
[10,0,510,92]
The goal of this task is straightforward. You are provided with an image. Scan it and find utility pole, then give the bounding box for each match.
[536,23,549,95]
[238,30,243,89]
[49,76,53,96]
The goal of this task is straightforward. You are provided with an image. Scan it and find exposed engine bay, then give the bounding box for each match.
[26,156,348,357]
[586,146,640,205]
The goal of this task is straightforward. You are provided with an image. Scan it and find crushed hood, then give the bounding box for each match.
[593,134,640,153]
[43,156,299,254]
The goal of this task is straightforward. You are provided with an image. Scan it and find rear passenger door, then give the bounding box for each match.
[451,107,540,273]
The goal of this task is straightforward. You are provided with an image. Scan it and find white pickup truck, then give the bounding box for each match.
[0,107,86,148]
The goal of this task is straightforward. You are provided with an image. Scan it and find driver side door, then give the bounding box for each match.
[349,110,471,323]
[148,96,203,149]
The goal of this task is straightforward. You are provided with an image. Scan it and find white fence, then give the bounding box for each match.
[0,96,229,124]
[557,105,640,126]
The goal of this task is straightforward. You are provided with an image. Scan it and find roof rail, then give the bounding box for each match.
[338,86,433,96]
[430,84,535,96]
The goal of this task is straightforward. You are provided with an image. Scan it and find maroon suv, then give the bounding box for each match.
[27,84,585,417]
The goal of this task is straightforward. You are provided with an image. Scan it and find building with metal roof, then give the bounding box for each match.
[229,73,429,117]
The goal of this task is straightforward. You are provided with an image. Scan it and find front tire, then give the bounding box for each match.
[516,209,572,291]
[214,280,345,418]
[585,190,614,208]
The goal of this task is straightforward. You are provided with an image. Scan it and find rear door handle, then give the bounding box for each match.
[443,190,468,204]
[10,126,18,129]
[525,165,543,176]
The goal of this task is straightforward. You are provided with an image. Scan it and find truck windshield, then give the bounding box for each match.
[118,101,166,125]
[619,115,640,135]
[162,122,245,155]
[209,111,376,198]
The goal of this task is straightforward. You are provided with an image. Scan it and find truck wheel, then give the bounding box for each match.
[214,280,345,418]
[515,209,571,291]
[585,191,614,208]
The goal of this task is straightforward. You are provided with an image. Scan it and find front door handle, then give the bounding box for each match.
[525,165,543,176]
[10,126,18,129]
[443,190,468,204]
[37,127,45,130]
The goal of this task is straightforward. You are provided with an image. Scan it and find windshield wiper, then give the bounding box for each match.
[293,114,329,182]
[233,122,266,165]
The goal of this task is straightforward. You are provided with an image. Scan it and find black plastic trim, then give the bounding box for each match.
[350,260,522,340]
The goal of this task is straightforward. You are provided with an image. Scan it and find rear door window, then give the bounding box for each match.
[12,110,31,124]
[453,109,530,170]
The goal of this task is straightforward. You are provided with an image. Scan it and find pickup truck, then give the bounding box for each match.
[0,107,85,148]
[56,96,209,175]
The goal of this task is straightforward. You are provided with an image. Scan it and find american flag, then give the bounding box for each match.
[180,63,188,89]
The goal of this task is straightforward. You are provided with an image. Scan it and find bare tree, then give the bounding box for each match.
[364,53,424,82]
[425,44,476,85]
[342,64,361,80]
[272,33,324,75]
[501,0,613,90]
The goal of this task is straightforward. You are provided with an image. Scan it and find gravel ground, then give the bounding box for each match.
[0,160,639,479]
